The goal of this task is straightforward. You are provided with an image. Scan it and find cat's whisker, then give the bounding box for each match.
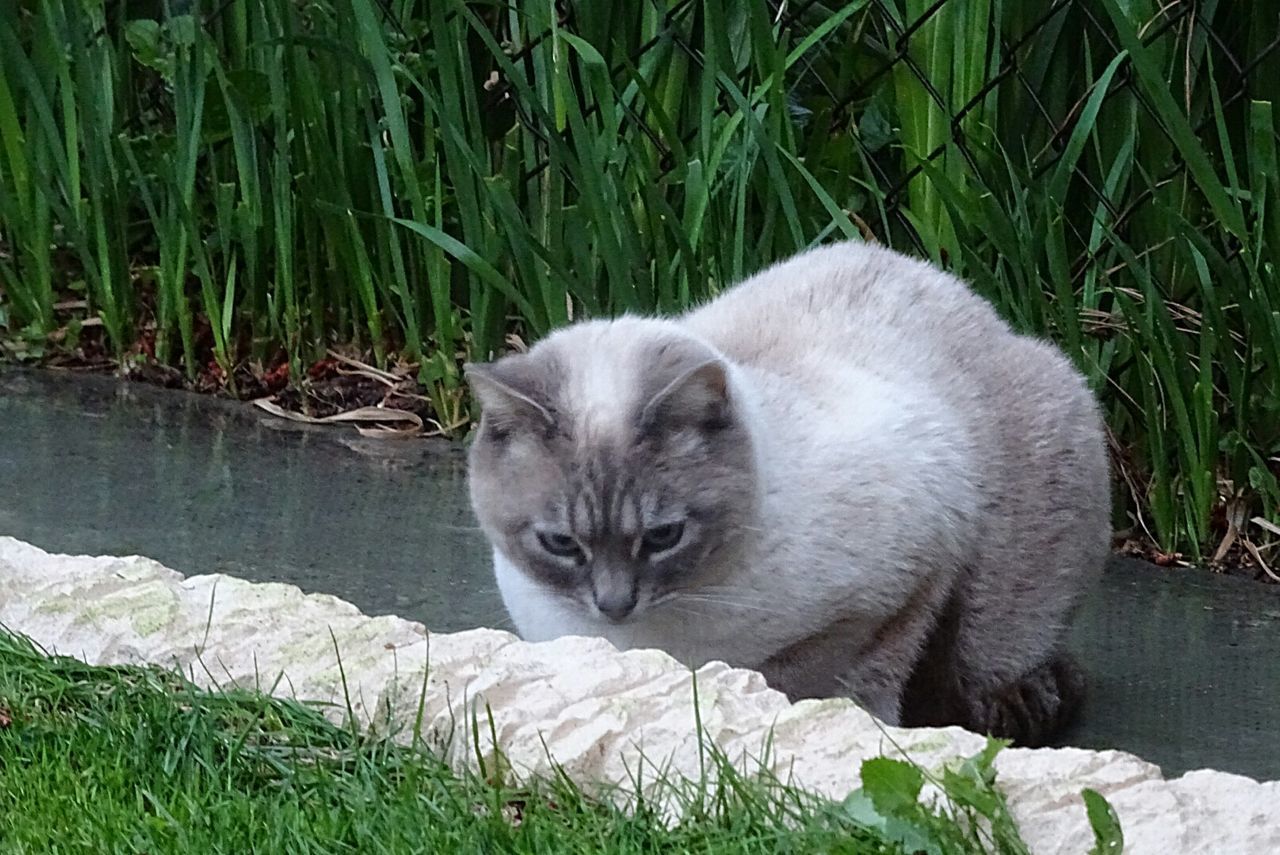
[650,596,718,621]
[662,603,711,619]
[673,594,778,614]
[675,586,785,606]
[685,584,777,597]
[676,597,778,614]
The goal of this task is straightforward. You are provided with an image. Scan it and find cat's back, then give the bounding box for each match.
[682,241,1010,380]
[680,241,1108,574]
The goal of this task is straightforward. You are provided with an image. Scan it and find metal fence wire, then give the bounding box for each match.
[453,0,1280,261]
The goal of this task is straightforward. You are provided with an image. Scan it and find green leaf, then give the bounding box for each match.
[858,99,894,153]
[840,790,944,855]
[1082,788,1125,854]
[940,738,1006,816]
[124,20,163,70]
[859,756,924,815]
[167,15,198,48]
[1048,52,1127,206]
[1098,0,1247,238]
[389,217,537,323]
[223,70,272,123]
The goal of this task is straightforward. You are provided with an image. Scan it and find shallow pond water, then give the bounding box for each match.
[2,369,1277,781]
[0,370,502,632]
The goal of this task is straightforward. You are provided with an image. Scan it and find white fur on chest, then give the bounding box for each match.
[493,547,794,669]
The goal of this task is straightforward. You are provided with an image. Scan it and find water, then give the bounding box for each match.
[0,370,504,632]
[1065,557,1280,780]
[2,369,1277,781]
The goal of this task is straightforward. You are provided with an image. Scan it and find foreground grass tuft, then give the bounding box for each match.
[0,627,1075,853]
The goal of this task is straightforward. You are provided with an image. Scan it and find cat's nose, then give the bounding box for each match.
[594,590,637,622]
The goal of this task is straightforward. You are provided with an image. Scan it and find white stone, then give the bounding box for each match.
[1,536,1275,852]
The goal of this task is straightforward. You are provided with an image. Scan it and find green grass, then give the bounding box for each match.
[0,0,1276,560]
[0,626,1119,854]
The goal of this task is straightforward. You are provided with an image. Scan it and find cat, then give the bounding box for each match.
[465,241,1110,746]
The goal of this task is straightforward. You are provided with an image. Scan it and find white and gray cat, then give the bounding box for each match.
[465,241,1110,746]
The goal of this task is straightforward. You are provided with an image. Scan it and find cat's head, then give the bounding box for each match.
[466,318,760,624]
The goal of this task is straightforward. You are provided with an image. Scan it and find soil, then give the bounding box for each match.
[11,317,450,433]
[1114,533,1278,584]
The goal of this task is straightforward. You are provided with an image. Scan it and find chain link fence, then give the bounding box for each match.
[471,0,1279,258]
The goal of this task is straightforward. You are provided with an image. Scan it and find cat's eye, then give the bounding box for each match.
[641,522,685,555]
[536,530,583,560]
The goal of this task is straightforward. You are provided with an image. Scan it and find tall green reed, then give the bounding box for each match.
[0,0,1275,558]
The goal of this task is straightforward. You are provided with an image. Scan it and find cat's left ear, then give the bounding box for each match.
[640,358,732,433]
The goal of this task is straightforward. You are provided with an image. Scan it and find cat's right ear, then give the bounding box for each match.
[639,358,732,434]
[464,358,557,438]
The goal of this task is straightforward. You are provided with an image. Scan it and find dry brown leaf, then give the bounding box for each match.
[252,398,423,430]
[355,424,429,439]
[326,349,405,386]
[1249,516,1280,538]
[1212,523,1238,564]
[1213,499,1248,564]
[1242,539,1280,583]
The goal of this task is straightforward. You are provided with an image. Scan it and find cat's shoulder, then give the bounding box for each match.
[699,241,986,329]
[740,242,969,302]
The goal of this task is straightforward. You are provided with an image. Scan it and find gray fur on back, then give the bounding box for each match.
[465,241,1111,744]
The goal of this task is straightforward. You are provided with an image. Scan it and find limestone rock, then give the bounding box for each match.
[1,536,1275,853]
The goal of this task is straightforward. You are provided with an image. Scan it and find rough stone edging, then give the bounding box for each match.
[0,536,1274,853]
